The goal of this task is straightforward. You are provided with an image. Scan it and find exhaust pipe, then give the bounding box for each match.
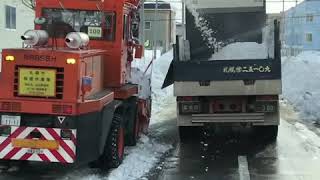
[21,30,49,46]
[65,32,89,49]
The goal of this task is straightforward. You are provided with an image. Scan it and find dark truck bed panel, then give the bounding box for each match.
[162,58,281,88]
[171,59,281,81]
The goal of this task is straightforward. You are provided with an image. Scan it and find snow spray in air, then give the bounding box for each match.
[185,0,222,50]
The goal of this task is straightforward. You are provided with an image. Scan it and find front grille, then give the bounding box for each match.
[14,66,64,99]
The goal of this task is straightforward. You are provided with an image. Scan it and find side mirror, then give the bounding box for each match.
[134,44,144,59]
[34,17,47,25]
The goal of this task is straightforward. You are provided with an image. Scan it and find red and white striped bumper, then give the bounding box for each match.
[0,126,76,163]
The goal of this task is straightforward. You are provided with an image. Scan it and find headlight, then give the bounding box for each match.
[5,55,15,61]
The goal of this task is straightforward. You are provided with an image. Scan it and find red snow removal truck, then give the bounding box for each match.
[0,0,151,169]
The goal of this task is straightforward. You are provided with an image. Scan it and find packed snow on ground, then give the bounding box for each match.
[64,136,172,180]
[210,42,269,60]
[107,136,172,180]
[282,51,320,122]
[294,122,320,155]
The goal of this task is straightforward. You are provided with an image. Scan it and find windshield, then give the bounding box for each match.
[41,9,116,41]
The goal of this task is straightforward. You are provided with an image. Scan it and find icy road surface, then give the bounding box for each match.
[148,102,320,180]
[1,99,320,180]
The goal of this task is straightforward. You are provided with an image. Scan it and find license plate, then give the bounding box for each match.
[18,68,56,97]
[1,115,21,126]
[255,102,277,112]
[27,149,43,154]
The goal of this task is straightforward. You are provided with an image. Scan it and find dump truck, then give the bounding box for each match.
[163,0,282,141]
[0,0,151,169]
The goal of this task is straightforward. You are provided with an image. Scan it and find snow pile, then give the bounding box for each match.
[131,49,174,115]
[107,135,172,180]
[150,50,174,114]
[282,51,320,122]
[130,50,160,100]
[210,42,269,60]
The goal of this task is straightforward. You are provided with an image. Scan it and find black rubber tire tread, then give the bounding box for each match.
[107,114,124,168]
[97,114,124,170]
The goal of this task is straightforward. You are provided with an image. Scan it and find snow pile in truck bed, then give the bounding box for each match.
[282,51,320,122]
[210,42,269,60]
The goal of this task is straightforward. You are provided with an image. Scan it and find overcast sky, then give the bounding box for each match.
[266,1,298,14]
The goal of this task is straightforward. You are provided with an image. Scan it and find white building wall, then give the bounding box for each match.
[0,0,34,70]
[0,0,34,50]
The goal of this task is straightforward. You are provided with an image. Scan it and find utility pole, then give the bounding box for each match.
[182,0,186,39]
[282,0,285,45]
[153,0,159,60]
[140,0,145,48]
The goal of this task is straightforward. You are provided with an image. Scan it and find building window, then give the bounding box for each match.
[306,14,313,22]
[5,5,16,29]
[145,21,151,30]
[306,33,313,42]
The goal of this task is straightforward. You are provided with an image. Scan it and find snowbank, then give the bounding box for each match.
[210,42,269,60]
[131,49,174,115]
[107,136,172,180]
[150,50,174,113]
[282,51,320,122]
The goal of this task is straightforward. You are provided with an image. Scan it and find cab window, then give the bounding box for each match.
[41,9,116,41]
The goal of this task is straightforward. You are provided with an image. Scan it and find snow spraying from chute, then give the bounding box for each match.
[185,0,221,50]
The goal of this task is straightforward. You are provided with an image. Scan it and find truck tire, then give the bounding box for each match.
[179,126,200,143]
[126,104,140,146]
[97,114,125,170]
[253,125,278,142]
[107,114,125,168]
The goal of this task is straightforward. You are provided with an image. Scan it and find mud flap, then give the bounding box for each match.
[162,61,174,89]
